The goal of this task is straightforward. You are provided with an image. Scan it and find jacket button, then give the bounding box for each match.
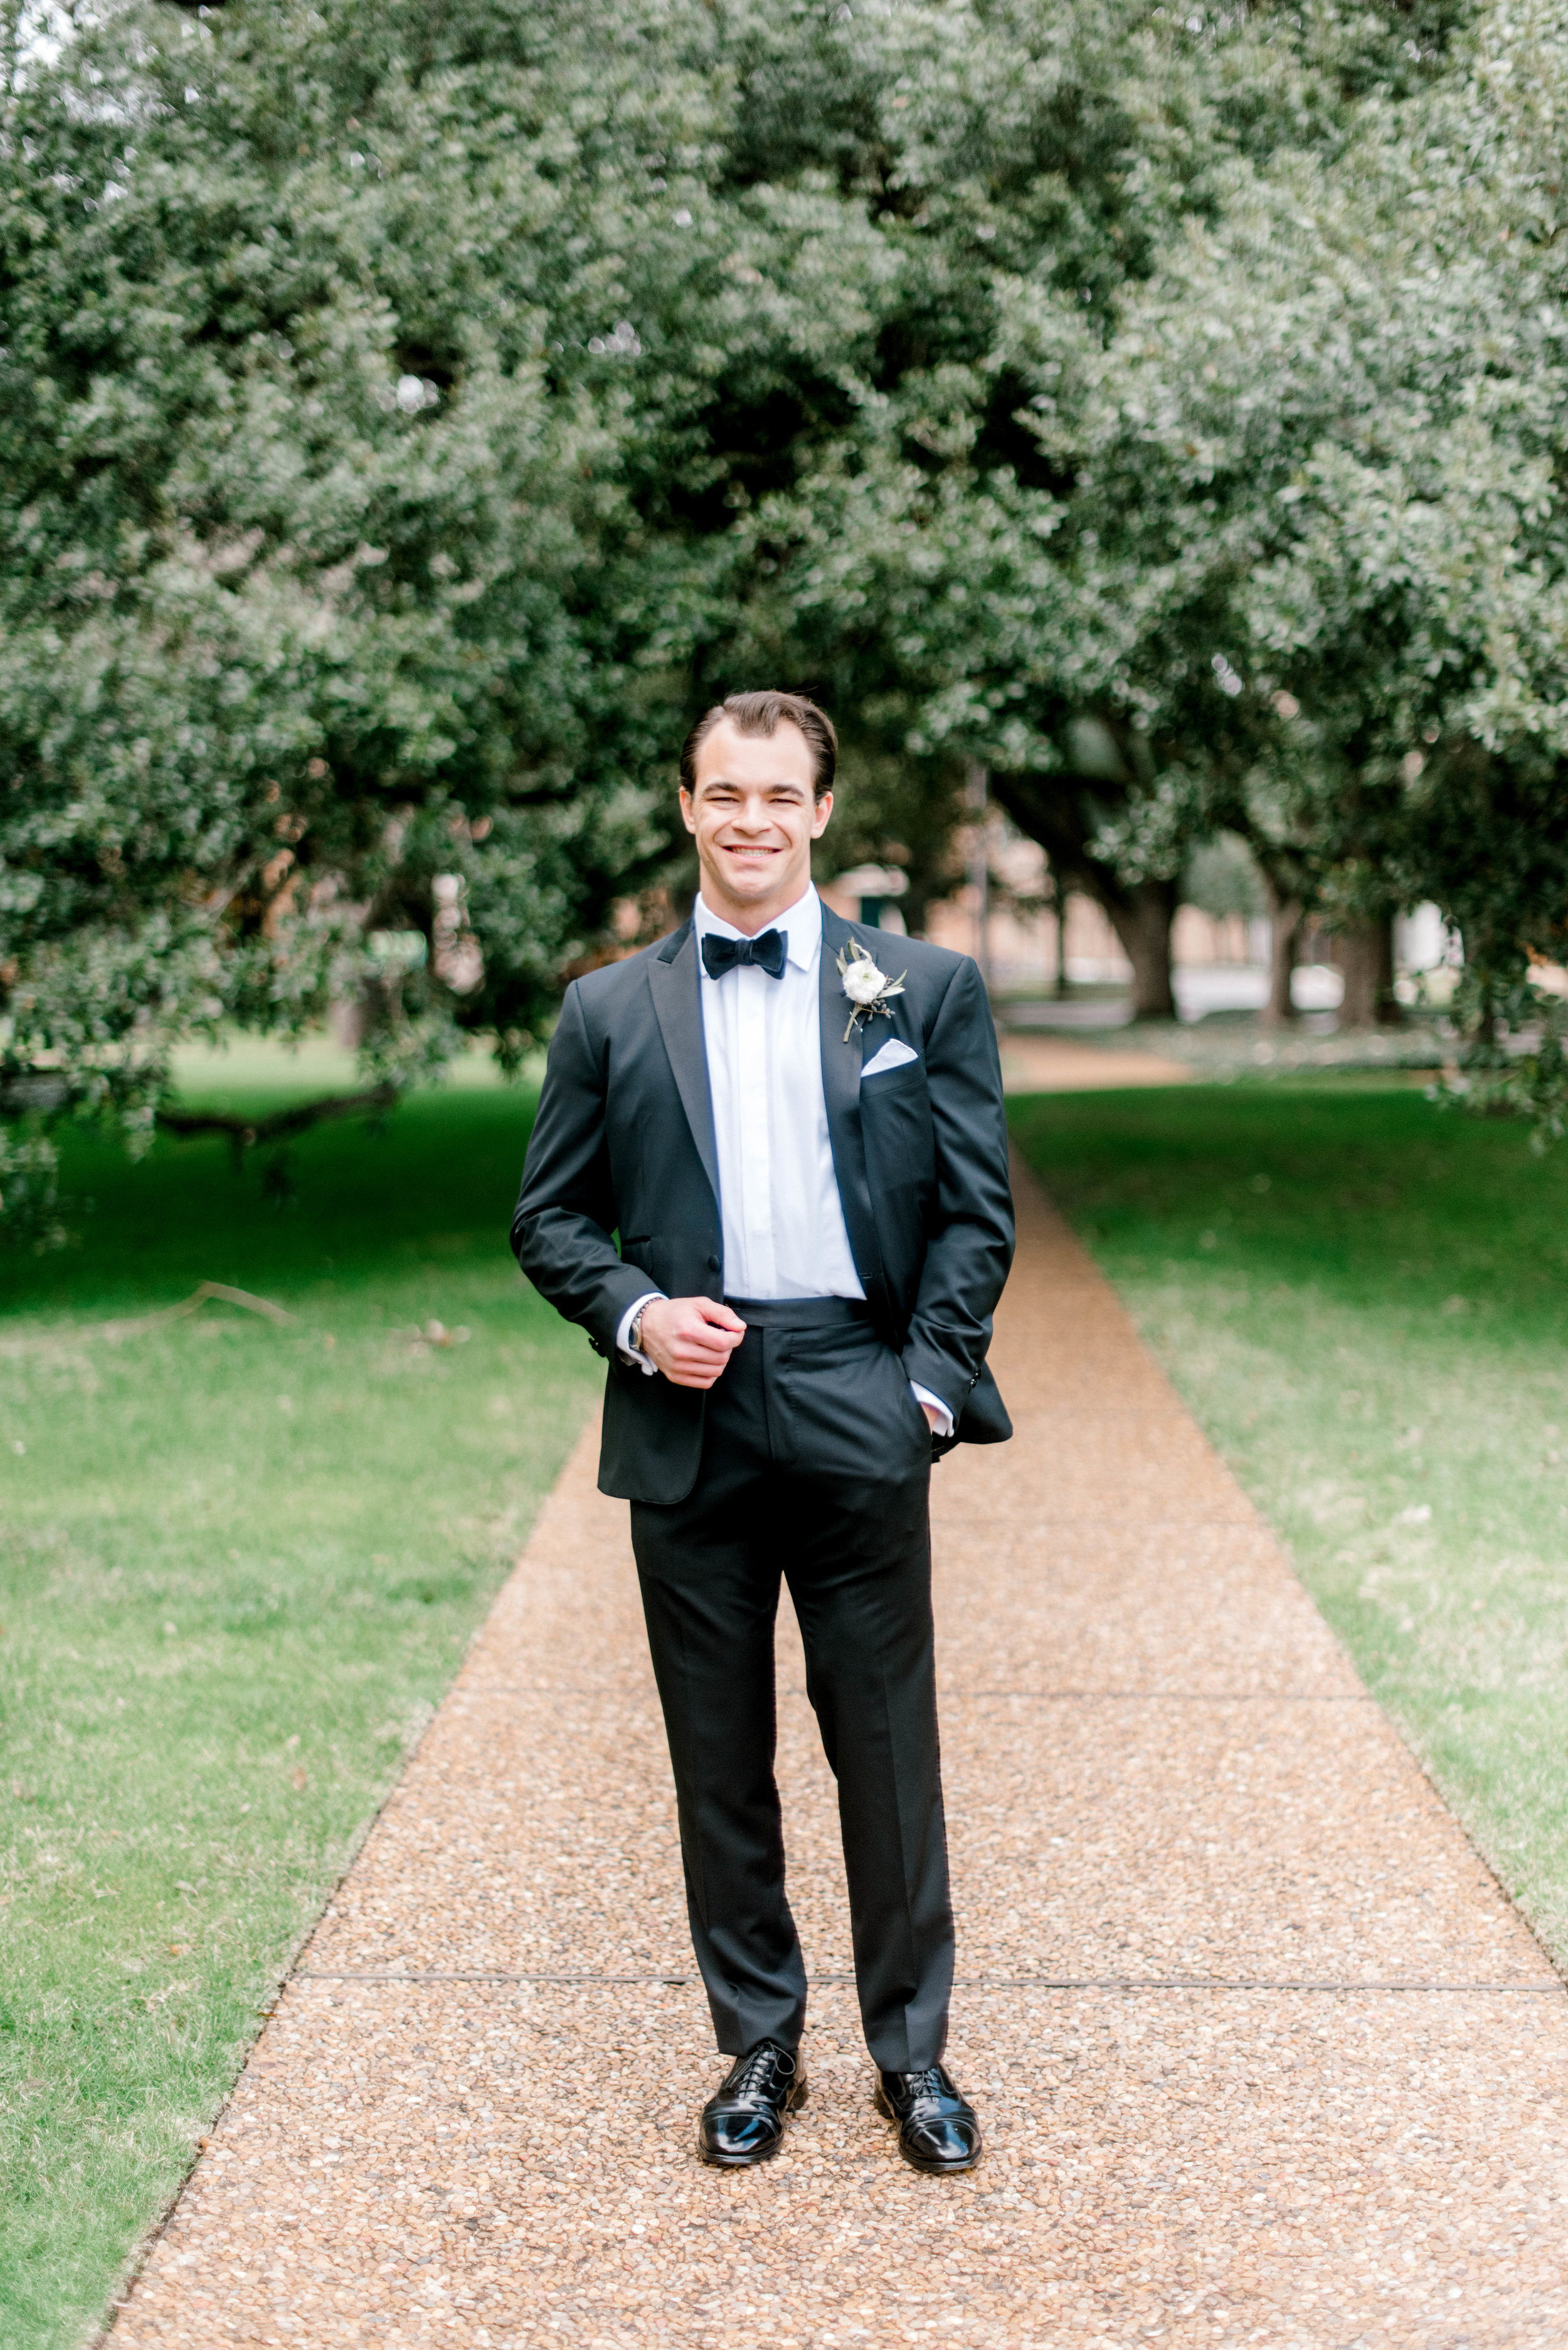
[707,1255,720,1273]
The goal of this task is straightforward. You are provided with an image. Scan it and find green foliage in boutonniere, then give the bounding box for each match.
[837,937,908,1043]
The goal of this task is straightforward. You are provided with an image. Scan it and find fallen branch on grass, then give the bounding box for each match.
[0,1280,298,1358]
[92,1282,297,1342]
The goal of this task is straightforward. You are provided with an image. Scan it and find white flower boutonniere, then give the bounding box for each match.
[836,937,908,1043]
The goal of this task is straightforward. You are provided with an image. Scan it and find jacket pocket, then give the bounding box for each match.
[859,1063,936,1194]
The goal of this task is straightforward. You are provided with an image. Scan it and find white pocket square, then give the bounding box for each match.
[861,1038,919,1080]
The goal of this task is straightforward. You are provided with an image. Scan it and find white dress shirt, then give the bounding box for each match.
[697,884,862,1300]
[616,885,951,1432]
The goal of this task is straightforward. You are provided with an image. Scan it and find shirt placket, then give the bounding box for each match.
[736,967,775,1297]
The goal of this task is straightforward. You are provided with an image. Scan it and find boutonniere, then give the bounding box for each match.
[836,937,907,1043]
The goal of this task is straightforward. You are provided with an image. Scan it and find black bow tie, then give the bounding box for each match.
[701,928,787,981]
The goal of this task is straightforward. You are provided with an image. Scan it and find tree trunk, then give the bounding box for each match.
[1261,883,1302,1026]
[329,992,367,1050]
[1337,915,1400,1027]
[1104,880,1178,1019]
[1050,876,1071,996]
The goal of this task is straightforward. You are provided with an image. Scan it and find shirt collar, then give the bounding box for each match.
[693,884,820,974]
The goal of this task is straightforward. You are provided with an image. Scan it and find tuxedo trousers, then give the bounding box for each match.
[629,1295,954,2071]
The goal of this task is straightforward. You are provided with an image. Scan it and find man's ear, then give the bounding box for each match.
[678,785,698,837]
[809,790,834,839]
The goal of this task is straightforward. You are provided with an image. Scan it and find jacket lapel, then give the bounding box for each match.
[818,903,893,1322]
[648,921,721,1213]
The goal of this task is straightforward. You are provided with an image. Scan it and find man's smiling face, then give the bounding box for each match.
[681,716,833,932]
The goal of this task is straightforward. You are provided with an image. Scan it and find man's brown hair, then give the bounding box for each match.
[679,690,838,802]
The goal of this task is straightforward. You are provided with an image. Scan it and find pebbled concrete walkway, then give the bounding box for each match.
[112,1165,1568,2348]
[996,1036,1191,1093]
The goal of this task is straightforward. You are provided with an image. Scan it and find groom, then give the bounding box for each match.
[512,691,1014,2172]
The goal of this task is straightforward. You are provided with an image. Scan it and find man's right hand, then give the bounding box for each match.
[637,1296,746,1390]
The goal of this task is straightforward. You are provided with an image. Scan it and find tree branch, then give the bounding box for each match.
[156,1085,399,1159]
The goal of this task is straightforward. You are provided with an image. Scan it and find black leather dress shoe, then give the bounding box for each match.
[875,2064,982,2174]
[697,2039,807,2167]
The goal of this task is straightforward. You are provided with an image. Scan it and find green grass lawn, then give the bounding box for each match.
[0,1047,598,2349]
[1011,1078,1568,1971]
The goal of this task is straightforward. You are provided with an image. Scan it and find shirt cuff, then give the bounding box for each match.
[910,1381,953,1438]
[616,1292,665,1375]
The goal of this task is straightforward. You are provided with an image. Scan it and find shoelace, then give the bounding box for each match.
[895,2066,951,2108]
[724,2044,792,2103]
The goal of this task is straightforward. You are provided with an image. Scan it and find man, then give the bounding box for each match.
[512,690,1014,2173]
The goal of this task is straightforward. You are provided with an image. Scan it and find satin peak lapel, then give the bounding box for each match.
[649,923,720,1211]
[818,907,890,1317]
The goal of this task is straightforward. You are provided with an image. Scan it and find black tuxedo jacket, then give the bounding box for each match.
[512,901,1015,1504]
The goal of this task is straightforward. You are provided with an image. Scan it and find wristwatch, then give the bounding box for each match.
[629,1304,649,1355]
